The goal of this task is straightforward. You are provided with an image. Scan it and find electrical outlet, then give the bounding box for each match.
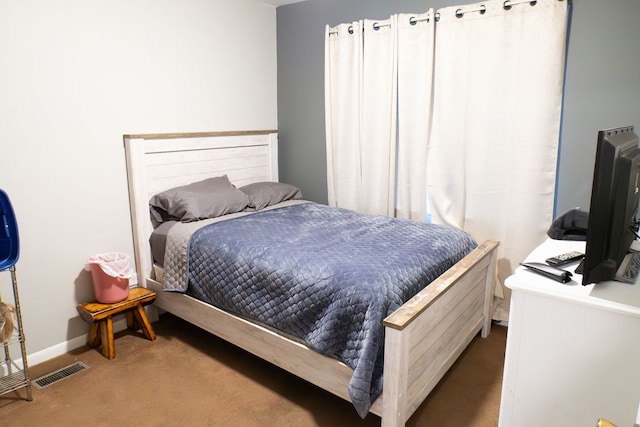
[129,272,138,287]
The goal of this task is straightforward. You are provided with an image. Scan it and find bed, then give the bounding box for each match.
[124,130,499,427]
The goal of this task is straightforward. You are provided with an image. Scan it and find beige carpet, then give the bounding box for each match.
[1,314,506,426]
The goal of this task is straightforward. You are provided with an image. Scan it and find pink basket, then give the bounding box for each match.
[89,263,130,303]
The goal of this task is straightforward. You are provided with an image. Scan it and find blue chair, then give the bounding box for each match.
[0,188,19,271]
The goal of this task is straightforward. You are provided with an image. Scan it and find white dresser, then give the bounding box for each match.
[499,239,640,427]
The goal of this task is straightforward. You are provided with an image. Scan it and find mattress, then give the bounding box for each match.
[150,220,177,267]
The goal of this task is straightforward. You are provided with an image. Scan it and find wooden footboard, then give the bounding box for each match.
[380,240,499,426]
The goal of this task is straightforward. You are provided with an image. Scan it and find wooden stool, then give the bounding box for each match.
[77,287,157,359]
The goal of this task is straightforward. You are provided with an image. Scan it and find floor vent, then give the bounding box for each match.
[32,361,89,389]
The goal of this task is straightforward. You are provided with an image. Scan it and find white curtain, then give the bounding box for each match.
[325,21,363,212]
[428,0,569,320]
[325,0,569,320]
[396,11,436,221]
[325,18,397,216]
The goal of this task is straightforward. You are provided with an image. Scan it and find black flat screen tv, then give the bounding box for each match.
[581,126,640,285]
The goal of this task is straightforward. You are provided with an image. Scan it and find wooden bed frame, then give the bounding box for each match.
[124,130,499,427]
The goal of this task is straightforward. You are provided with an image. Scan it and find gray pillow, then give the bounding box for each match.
[149,175,249,223]
[240,181,302,211]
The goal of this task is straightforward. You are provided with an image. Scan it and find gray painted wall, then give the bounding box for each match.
[557,0,640,214]
[276,0,640,219]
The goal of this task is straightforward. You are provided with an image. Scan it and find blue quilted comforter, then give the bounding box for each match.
[185,202,476,417]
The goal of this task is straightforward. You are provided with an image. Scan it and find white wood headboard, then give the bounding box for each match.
[123,130,278,286]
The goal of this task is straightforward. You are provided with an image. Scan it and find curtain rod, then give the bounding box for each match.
[327,0,542,35]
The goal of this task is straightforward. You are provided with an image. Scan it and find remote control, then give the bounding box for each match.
[545,251,584,266]
[521,262,573,283]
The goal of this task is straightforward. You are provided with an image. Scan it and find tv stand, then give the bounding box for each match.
[499,239,640,426]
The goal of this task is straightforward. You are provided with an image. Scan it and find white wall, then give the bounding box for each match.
[0,0,277,364]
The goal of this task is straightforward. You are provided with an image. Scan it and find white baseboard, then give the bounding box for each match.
[14,305,159,369]
[24,317,130,368]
